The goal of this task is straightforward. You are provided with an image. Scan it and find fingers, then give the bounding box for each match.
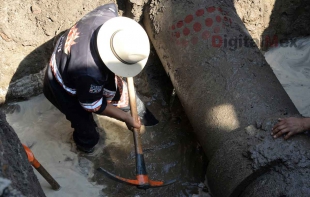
[284,131,294,140]
[272,124,287,135]
[273,128,289,139]
[272,120,285,132]
[133,117,141,129]
[272,118,301,140]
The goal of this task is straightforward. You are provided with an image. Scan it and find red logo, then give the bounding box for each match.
[170,6,232,47]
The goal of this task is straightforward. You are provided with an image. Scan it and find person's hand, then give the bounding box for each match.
[272,117,306,140]
[124,115,141,131]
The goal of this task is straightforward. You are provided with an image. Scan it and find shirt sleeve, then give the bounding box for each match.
[76,75,107,114]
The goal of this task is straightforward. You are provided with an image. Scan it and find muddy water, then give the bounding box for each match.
[4,52,207,196]
[265,37,310,117]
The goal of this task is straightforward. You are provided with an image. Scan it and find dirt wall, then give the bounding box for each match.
[2,0,309,103]
[235,0,310,50]
[0,0,126,104]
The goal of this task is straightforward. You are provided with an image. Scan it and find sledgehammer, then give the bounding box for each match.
[23,144,61,190]
[98,77,176,189]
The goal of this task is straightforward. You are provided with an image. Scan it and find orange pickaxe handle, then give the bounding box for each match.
[23,144,61,191]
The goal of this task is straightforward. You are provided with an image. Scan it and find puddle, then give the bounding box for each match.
[265,37,310,117]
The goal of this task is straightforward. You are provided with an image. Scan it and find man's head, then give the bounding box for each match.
[97,17,150,77]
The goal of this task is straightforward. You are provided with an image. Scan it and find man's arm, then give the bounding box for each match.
[75,76,140,130]
[101,103,140,130]
[272,117,310,140]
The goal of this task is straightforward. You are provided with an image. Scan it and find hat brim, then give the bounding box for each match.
[97,17,149,77]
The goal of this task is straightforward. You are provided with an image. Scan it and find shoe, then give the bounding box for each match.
[76,144,95,154]
[73,129,99,154]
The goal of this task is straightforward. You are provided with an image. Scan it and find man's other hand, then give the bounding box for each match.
[272,117,308,140]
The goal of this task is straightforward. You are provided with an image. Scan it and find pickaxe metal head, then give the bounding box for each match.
[98,167,176,189]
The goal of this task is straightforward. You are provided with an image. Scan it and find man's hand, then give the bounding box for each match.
[272,117,308,140]
[124,115,141,131]
[102,103,140,131]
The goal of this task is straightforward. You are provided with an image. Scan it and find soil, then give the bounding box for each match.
[0,0,125,103]
[235,0,310,50]
[1,0,309,102]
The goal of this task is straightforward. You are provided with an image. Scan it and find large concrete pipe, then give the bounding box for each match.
[144,0,310,196]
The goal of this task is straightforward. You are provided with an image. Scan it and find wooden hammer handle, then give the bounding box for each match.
[127,77,143,154]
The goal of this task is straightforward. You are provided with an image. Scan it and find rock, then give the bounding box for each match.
[0,178,11,195]
[6,68,45,101]
[0,111,45,196]
[31,5,41,14]
[0,177,24,197]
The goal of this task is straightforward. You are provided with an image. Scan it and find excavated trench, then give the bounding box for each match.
[1,0,310,196]
[4,52,208,196]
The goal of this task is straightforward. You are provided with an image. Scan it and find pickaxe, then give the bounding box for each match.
[98,77,176,189]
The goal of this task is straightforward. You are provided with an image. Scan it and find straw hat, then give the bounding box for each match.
[97,17,150,77]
